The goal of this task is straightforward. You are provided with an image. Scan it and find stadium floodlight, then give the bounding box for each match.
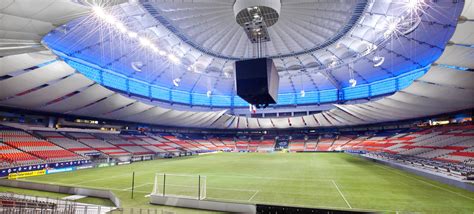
[158,50,167,56]
[131,61,143,72]
[206,90,212,98]
[92,6,106,18]
[104,15,117,25]
[168,54,180,64]
[384,18,401,38]
[115,22,127,33]
[139,37,152,47]
[127,31,138,38]
[300,90,305,97]
[373,56,385,67]
[349,78,357,87]
[173,78,181,87]
[150,45,158,53]
[152,173,206,200]
[406,0,421,11]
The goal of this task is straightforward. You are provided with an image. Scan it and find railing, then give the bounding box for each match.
[0,193,113,214]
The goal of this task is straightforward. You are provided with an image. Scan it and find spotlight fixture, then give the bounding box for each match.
[168,54,180,64]
[158,50,167,56]
[373,56,385,67]
[364,42,377,55]
[104,15,117,25]
[406,0,421,11]
[300,90,305,98]
[115,22,127,33]
[127,31,137,38]
[172,78,181,87]
[329,58,338,68]
[92,6,106,18]
[384,18,401,38]
[139,37,151,47]
[150,45,158,52]
[206,90,212,98]
[349,78,357,87]
[131,61,144,72]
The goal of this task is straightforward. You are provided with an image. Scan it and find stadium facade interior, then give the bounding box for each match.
[0,0,473,213]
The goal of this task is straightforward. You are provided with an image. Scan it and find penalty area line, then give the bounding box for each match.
[248,190,259,202]
[123,183,153,190]
[331,180,352,209]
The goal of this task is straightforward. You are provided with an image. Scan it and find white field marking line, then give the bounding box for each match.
[73,173,131,185]
[123,183,153,190]
[374,164,474,201]
[331,180,352,209]
[206,173,332,182]
[248,190,259,202]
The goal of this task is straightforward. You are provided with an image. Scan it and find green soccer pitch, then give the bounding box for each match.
[9,152,474,213]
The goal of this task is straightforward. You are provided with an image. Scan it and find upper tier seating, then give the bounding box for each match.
[128,136,168,153]
[68,133,130,156]
[95,133,154,155]
[35,131,100,156]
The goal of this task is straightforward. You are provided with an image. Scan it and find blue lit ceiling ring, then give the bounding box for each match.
[62,55,429,108]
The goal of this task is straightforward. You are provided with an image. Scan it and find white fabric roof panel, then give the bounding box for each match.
[362,102,418,119]
[209,114,231,129]
[123,107,170,123]
[419,66,474,89]
[179,111,216,127]
[314,114,330,127]
[0,52,55,76]
[461,0,474,19]
[328,109,363,125]
[102,102,153,119]
[289,117,305,128]
[258,118,274,129]
[302,115,318,127]
[449,21,474,45]
[337,105,388,122]
[71,94,135,116]
[228,117,239,129]
[159,111,197,126]
[362,102,420,120]
[247,117,259,129]
[0,14,53,36]
[436,45,474,68]
[404,82,474,104]
[0,74,92,108]
[271,118,290,129]
[40,84,114,113]
[0,61,74,99]
[195,111,226,127]
[378,96,455,116]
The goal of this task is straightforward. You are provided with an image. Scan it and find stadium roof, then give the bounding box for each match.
[0,0,473,129]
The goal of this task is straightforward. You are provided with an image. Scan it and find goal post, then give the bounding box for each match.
[152,173,206,200]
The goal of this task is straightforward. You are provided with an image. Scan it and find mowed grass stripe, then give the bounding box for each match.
[20,153,474,213]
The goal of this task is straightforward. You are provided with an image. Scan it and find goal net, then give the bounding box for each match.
[152,173,206,200]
